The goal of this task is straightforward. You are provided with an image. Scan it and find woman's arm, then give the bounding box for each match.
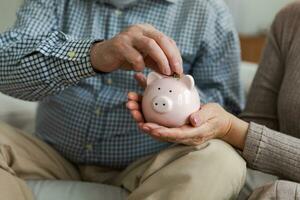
[219,112,300,183]
[239,2,300,182]
[242,122,300,182]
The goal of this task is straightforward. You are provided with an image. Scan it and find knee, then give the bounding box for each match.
[0,122,10,143]
[201,139,246,175]
[192,139,247,192]
[0,122,21,145]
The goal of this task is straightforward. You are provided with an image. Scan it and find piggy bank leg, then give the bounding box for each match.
[113,140,246,200]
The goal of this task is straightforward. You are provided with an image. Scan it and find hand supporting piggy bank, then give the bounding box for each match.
[142,72,201,127]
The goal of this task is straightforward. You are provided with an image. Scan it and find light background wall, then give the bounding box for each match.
[225,0,294,35]
[0,0,23,32]
[0,0,296,35]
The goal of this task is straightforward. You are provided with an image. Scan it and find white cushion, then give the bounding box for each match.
[0,92,37,133]
[26,180,128,200]
[240,61,258,96]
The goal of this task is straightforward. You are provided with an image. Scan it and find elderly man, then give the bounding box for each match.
[0,0,246,199]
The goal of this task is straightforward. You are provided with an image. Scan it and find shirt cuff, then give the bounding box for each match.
[242,122,264,167]
[36,31,100,83]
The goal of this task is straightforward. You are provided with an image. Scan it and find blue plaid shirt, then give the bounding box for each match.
[0,0,243,168]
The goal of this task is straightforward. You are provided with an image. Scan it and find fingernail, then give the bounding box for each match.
[164,67,171,75]
[174,61,181,73]
[192,116,200,126]
[152,132,160,137]
[138,124,145,130]
[143,126,150,132]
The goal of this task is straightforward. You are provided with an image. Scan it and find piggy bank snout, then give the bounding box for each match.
[152,96,173,113]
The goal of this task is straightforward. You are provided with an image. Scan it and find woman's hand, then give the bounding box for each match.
[127,73,249,149]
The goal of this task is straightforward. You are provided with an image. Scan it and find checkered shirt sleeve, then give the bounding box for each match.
[0,0,96,101]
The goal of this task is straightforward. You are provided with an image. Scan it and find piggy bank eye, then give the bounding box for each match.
[158,88,161,90]
[169,90,172,93]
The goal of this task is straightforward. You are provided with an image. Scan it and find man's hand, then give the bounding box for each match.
[91,24,183,75]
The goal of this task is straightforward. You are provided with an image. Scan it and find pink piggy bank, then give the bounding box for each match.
[142,72,201,128]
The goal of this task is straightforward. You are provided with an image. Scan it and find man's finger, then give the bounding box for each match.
[127,92,142,102]
[133,36,171,75]
[143,56,163,74]
[139,23,182,74]
[126,100,140,110]
[134,73,147,88]
[145,31,183,75]
[118,43,145,71]
[130,110,144,123]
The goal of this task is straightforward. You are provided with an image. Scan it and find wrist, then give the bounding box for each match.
[222,115,249,150]
[90,41,108,73]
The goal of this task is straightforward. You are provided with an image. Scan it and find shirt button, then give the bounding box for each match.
[67,51,76,59]
[107,78,113,85]
[95,107,101,116]
[115,10,122,16]
[85,144,93,151]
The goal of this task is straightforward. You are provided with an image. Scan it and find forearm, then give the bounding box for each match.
[0,0,99,101]
[222,115,249,150]
[242,122,300,181]
[0,31,97,101]
[224,117,300,182]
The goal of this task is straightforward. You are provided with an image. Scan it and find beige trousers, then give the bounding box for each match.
[0,122,246,200]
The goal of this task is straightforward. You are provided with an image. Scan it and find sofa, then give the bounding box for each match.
[0,62,258,200]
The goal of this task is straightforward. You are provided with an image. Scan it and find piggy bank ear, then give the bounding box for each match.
[181,75,195,90]
[147,72,164,85]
